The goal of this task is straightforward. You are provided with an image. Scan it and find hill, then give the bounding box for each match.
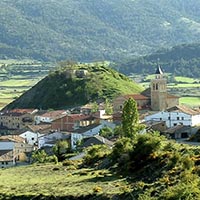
[1,134,200,199]
[119,43,200,78]
[3,62,143,110]
[1,0,200,62]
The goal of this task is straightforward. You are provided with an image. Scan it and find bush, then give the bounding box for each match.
[83,145,111,165]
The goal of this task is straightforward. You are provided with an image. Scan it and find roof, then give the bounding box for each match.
[164,125,187,134]
[71,123,101,134]
[167,105,200,115]
[124,94,149,100]
[27,124,51,133]
[9,109,37,114]
[167,94,179,99]
[0,135,25,143]
[82,135,113,148]
[155,65,164,75]
[0,150,13,162]
[40,110,67,119]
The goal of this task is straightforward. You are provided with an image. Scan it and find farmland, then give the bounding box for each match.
[0,60,55,109]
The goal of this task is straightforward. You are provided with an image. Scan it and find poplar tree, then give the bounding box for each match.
[122,98,139,138]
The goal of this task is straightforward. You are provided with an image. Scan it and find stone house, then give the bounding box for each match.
[51,114,97,132]
[0,109,38,130]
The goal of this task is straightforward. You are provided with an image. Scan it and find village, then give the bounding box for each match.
[0,65,200,168]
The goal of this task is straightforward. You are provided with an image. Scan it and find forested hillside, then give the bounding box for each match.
[119,43,200,78]
[1,0,200,62]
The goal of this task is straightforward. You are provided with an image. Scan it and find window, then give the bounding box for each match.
[177,117,179,120]
[182,117,184,120]
[174,123,177,126]
[168,117,170,120]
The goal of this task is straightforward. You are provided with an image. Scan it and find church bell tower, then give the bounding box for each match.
[150,65,167,111]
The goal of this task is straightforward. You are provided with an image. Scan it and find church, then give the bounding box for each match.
[113,65,179,112]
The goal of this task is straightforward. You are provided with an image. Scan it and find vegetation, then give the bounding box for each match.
[121,98,140,138]
[120,43,200,78]
[3,62,143,110]
[1,1,200,62]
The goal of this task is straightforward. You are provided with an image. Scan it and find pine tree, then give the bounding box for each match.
[122,98,139,138]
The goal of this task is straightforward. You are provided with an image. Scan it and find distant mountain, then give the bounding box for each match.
[118,43,200,78]
[1,0,200,62]
[3,62,143,110]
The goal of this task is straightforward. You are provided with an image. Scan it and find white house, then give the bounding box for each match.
[38,131,70,148]
[34,110,67,124]
[20,131,43,146]
[145,105,200,128]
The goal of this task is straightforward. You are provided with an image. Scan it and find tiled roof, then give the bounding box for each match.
[71,123,101,134]
[27,124,51,132]
[82,135,113,148]
[69,114,91,121]
[167,105,200,115]
[0,150,13,161]
[10,109,38,114]
[40,110,67,119]
[167,94,179,99]
[124,94,149,100]
[0,135,25,143]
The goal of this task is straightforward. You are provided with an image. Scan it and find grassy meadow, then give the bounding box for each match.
[0,163,128,199]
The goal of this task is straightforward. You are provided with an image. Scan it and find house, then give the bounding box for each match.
[19,131,43,146]
[38,131,70,149]
[113,65,179,112]
[27,124,52,134]
[163,125,192,139]
[34,110,67,124]
[51,114,97,132]
[0,135,34,167]
[143,120,167,133]
[145,105,200,128]
[0,150,14,168]
[81,135,114,148]
[113,94,150,113]
[0,109,38,130]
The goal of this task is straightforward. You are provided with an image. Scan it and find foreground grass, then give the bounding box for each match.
[0,164,128,199]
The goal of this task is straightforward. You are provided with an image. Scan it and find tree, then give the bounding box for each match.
[121,98,139,138]
[53,140,70,161]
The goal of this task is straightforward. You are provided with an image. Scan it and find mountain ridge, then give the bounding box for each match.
[1,0,200,61]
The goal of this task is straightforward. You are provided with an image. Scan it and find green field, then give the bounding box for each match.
[0,164,128,199]
[180,97,200,106]
[0,60,54,109]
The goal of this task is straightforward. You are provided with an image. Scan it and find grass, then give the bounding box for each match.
[0,79,39,87]
[180,97,200,107]
[0,164,128,199]
[175,76,199,83]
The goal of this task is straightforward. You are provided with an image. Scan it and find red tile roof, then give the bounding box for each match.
[124,94,149,100]
[40,110,67,119]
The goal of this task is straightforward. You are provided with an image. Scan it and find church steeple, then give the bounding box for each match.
[150,65,167,111]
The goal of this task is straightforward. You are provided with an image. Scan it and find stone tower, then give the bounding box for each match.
[150,65,167,111]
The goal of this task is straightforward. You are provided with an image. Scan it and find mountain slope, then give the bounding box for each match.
[119,43,200,78]
[1,0,200,61]
[4,62,143,110]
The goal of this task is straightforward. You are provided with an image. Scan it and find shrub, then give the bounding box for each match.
[83,145,111,165]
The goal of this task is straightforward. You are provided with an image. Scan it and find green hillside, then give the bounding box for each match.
[1,0,200,61]
[119,43,200,78]
[3,62,143,110]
